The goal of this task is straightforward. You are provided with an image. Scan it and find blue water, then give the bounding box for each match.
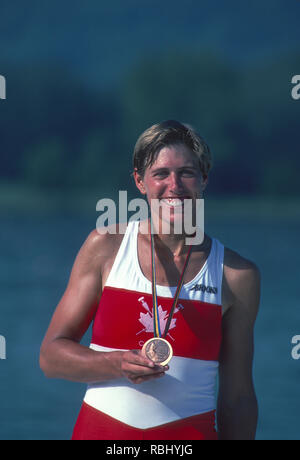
[0,209,299,440]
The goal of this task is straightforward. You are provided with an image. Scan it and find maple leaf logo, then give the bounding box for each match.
[136,296,183,341]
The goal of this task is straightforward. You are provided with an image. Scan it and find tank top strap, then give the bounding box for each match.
[181,238,224,305]
[105,221,224,306]
[105,220,150,292]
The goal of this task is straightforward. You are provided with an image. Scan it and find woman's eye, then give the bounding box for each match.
[153,169,197,178]
[154,172,168,178]
[181,170,196,177]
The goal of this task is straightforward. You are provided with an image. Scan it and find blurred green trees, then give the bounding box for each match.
[0,51,299,197]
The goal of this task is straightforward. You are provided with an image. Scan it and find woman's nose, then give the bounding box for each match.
[168,172,183,192]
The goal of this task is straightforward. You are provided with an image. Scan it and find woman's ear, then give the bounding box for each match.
[133,168,146,195]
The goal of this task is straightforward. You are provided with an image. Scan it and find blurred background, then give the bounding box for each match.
[0,0,299,440]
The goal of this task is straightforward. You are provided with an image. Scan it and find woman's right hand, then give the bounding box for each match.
[119,350,169,384]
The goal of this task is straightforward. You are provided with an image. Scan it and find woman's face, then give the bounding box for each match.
[134,143,207,232]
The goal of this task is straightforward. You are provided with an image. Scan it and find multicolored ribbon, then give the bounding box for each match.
[150,217,193,339]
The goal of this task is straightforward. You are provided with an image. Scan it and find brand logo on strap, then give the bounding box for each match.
[190,284,218,294]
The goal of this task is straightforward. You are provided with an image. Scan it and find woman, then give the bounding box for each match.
[40,120,260,440]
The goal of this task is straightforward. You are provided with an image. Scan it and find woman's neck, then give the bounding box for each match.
[153,232,189,258]
[139,219,207,257]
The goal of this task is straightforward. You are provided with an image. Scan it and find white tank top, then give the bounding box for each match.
[84,220,224,429]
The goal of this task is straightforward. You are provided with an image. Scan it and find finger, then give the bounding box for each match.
[130,371,166,385]
[133,350,170,372]
[122,361,165,377]
[124,350,157,369]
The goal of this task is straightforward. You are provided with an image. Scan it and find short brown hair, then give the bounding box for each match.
[133,120,212,178]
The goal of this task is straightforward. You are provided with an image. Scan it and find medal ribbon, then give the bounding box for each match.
[150,218,193,339]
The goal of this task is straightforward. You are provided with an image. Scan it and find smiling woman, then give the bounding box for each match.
[134,143,205,245]
[40,119,260,440]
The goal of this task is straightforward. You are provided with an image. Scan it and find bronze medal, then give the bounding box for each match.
[142,337,173,366]
[141,218,193,366]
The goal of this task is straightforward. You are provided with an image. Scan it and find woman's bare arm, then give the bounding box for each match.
[39,229,166,384]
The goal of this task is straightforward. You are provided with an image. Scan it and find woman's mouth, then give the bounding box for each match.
[160,197,189,208]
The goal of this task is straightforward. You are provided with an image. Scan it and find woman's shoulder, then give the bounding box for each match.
[223,246,260,299]
[85,222,129,255]
[74,223,129,272]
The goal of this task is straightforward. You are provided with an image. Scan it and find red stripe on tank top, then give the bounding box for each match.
[92,286,222,361]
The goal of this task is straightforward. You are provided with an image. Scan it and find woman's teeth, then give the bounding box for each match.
[161,198,185,207]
